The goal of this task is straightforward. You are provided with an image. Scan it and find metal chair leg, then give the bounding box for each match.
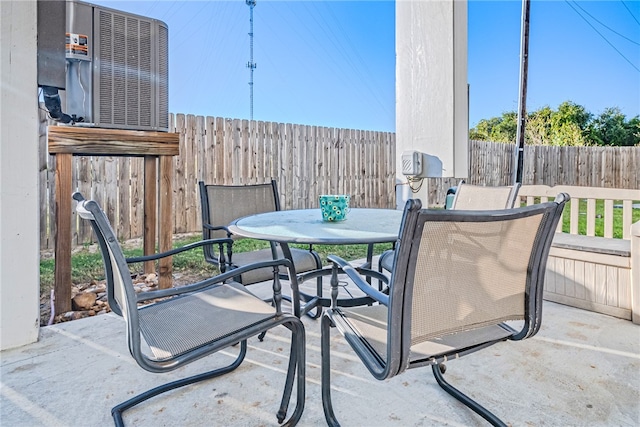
[321,314,340,427]
[431,363,507,427]
[276,319,306,426]
[112,341,248,427]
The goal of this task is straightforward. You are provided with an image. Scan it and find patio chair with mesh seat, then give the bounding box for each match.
[321,194,568,426]
[73,192,306,427]
[199,180,323,315]
[377,181,521,275]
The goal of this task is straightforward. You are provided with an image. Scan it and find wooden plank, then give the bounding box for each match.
[184,116,199,232]
[116,157,131,240]
[389,133,396,207]
[130,157,144,240]
[173,114,187,233]
[196,115,205,183]
[54,153,72,314]
[622,200,632,239]
[186,115,198,232]
[203,116,213,183]
[48,125,179,156]
[309,125,318,207]
[158,155,174,289]
[117,156,131,240]
[618,268,631,310]
[549,246,630,268]
[569,196,579,235]
[584,262,596,302]
[555,252,565,296]
[214,117,225,183]
[586,198,596,236]
[564,258,575,297]
[574,260,586,300]
[143,156,157,275]
[606,266,618,307]
[276,122,286,208]
[76,156,92,245]
[604,199,614,238]
[329,129,339,193]
[104,156,118,236]
[595,264,607,305]
[223,118,232,184]
[257,120,266,182]
[286,122,295,209]
[298,125,308,208]
[94,157,106,223]
[545,257,557,294]
[320,126,330,198]
[231,119,241,184]
[543,293,631,320]
[346,128,354,202]
[241,119,250,184]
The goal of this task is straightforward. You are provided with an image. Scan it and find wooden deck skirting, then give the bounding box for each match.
[519,185,640,323]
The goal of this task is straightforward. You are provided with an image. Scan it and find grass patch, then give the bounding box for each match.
[522,198,639,238]
[39,235,391,294]
[560,199,639,238]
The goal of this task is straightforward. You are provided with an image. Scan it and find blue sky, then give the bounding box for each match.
[92,1,639,132]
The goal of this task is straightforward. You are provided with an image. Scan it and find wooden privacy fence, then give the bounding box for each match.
[40,114,396,250]
[428,141,640,205]
[39,114,639,250]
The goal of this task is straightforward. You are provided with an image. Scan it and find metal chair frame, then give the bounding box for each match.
[321,194,568,426]
[73,193,306,426]
[378,182,522,277]
[198,180,323,317]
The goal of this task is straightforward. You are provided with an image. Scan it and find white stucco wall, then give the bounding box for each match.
[396,0,468,204]
[1,0,41,350]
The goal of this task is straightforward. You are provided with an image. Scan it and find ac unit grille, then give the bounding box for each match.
[94,7,168,131]
[139,21,152,127]
[98,11,113,125]
[112,13,126,125]
[158,25,169,129]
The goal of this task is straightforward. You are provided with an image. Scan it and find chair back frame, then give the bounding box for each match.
[199,180,280,239]
[198,180,281,268]
[451,181,522,210]
[386,194,568,376]
[74,193,298,371]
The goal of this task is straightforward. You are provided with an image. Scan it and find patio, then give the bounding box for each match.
[2,293,638,426]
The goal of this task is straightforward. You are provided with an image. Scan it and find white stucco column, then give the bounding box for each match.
[396,0,468,205]
[1,0,41,350]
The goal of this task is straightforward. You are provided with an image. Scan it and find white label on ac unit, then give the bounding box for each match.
[65,33,88,56]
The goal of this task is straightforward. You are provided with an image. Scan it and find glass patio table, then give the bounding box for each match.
[228,208,403,317]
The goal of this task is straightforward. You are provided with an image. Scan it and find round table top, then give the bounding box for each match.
[229,208,403,245]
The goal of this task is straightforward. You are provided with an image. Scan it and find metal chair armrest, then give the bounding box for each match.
[327,255,389,306]
[125,238,233,263]
[137,257,298,305]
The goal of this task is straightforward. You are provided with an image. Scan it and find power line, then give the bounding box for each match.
[620,0,640,27]
[565,0,640,72]
[571,1,639,46]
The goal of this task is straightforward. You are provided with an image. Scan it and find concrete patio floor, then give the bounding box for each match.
[1,296,639,426]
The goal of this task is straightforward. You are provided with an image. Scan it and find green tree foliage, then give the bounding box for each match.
[470,102,639,146]
[469,112,518,143]
[589,107,640,146]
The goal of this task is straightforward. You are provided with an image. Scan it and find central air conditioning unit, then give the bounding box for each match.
[64,0,169,131]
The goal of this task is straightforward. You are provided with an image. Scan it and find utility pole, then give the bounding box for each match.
[513,0,530,184]
[246,0,257,120]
